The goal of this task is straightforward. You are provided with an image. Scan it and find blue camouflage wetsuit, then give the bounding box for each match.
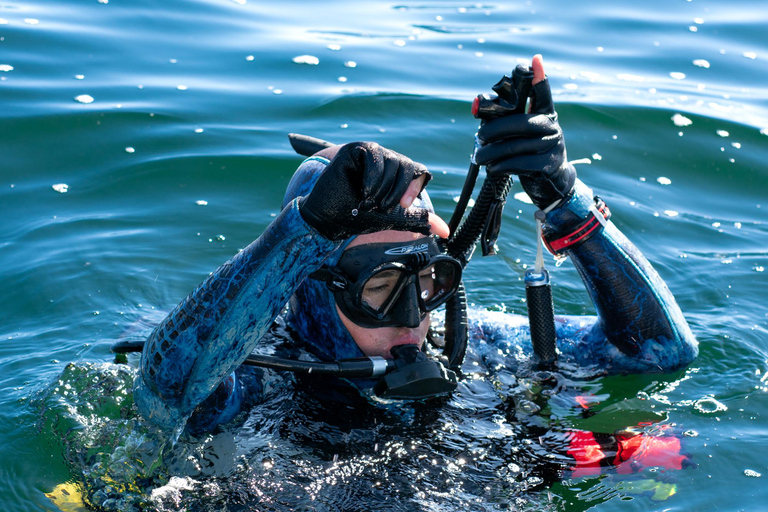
[133,152,698,434]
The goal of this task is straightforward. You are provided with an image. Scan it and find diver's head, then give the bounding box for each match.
[282,148,460,362]
[328,229,461,358]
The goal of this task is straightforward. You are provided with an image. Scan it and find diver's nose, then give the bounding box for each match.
[393,282,424,328]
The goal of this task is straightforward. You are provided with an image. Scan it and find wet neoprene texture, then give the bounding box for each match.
[474,78,576,209]
[299,142,433,241]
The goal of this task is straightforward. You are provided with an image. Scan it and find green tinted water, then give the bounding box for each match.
[2,0,767,510]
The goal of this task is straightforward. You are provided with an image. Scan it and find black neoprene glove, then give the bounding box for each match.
[299,141,432,241]
[474,77,576,210]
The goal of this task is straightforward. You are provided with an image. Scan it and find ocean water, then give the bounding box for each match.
[2,0,767,510]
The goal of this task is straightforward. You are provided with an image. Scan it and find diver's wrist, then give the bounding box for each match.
[541,179,611,254]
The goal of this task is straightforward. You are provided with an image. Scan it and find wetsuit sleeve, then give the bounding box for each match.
[544,179,698,372]
[133,196,340,431]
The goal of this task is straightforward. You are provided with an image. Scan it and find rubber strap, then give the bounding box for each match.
[544,197,611,254]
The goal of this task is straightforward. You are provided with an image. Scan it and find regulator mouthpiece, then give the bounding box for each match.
[373,344,458,400]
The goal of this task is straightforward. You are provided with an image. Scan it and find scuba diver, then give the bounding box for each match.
[129,54,698,447]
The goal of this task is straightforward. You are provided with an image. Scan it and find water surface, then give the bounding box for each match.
[2,0,767,510]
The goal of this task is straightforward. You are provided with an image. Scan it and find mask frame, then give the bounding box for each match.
[310,237,463,329]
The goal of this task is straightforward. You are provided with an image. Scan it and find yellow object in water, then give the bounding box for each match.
[615,478,677,501]
[45,482,88,512]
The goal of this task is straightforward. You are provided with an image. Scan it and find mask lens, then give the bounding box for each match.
[361,268,404,312]
[418,260,459,310]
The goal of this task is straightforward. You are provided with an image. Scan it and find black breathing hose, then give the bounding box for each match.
[442,282,468,370]
[446,64,558,368]
[445,64,534,262]
[110,339,394,378]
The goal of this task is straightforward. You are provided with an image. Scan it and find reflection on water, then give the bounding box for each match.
[3,0,768,510]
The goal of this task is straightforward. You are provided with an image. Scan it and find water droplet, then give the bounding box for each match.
[215,235,225,242]
[194,128,203,133]
[693,59,710,68]
[393,40,406,47]
[327,44,341,51]
[694,396,727,414]
[743,52,757,60]
[657,177,672,185]
[516,400,540,414]
[754,266,765,273]
[338,76,347,83]
[125,147,135,153]
[717,130,729,137]
[196,200,208,206]
[0,64,13,72]
[344,61,357,68]
[745,469,762,478]
[591,153,602,161]
[75,94,94,104]
[670,72,686,80]
[513,191,533,204]
[245,55,254,61]
[664,210,679,217]
[52,183,69,193]
[292,55,319,65]
[24,18,40,25]
[176,85,188,91]
[671,113,692,127]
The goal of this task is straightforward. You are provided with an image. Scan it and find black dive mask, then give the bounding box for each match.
[310,236,462,329]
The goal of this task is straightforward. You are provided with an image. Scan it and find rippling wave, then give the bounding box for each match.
[2,0,767,510]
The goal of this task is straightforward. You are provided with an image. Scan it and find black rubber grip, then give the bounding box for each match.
[526,283,557,366]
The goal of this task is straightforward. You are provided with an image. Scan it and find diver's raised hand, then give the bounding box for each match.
[300,141,447,241]
[474,55,576,209]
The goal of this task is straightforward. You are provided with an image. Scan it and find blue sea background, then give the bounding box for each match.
[2,0,767,510]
